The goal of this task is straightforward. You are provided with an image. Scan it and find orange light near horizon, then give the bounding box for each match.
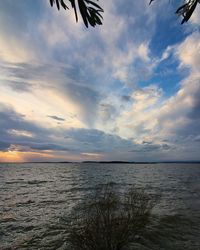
[0,150,104,163]
[0,151,23,162]
[0,151,55,163]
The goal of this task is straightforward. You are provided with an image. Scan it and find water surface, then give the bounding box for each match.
[0,163,200,249]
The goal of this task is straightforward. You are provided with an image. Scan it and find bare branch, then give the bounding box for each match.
[67,184,157,250]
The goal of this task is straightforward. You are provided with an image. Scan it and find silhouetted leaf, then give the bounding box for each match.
[70,0,78,22]
[150,0,199,24]
[78,0,89,27]
[149,0,154,5]
[50,0,54,7]
[56,0,60,10]
[50,0,199,28]
[181,0,197,24]
[85,0,103,11]
[175,3,188,14]
[49,0,104,28]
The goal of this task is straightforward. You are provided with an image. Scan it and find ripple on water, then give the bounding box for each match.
[1,163,200,249]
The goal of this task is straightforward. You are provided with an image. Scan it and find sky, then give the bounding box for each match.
[0,0,200,162]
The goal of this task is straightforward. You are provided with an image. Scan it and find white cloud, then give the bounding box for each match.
[115,85,163,140]
[138,43,151,62]
[108,32,200,157]
[176,32,200,72]
[190,3,200,25]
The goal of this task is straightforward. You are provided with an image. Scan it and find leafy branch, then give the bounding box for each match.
[49,0,103,27]
[150,0,200,24]
[175,0,199,24]
[49,0,199,27]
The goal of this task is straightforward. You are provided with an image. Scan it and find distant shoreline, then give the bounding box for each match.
[1,161,200,164]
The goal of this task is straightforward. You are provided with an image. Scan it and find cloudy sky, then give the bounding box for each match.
[0,0,200,162]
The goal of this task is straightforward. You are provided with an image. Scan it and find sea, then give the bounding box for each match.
[0,163,200,250]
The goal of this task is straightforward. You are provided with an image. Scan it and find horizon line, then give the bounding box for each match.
[1,160,200,164]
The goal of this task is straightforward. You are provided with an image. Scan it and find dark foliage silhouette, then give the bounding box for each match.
[49,0,199,27]
[175,0,199,24]
[150,0,199,24]
[68,184,156,250]
[49,0,103,27]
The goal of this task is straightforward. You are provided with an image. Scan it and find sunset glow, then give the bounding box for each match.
[0,1,200,162]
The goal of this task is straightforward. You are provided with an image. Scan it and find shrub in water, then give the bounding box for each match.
[68,184,155,250]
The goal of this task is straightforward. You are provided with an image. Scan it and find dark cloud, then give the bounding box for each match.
[121,95,132,102]
[142,141,153,145]
[0,141,10,151]
[63,83,101,126]
[162,144,171,150]
[159,81,200,145]
[64,128,134,153]
[1,60,102,127]
[0,104,73,153]
[0,62,54,86]
[0,103,49,145]
[188,94,200,120]
[99,103,117,121]
[142,141,171,151]
[0,104,133,155]
[194,135,200,142]
[0,103,180,161]
[27,143,69,151]
[130,143,171,153]
[47,115,65,121]
[6,81,33,92]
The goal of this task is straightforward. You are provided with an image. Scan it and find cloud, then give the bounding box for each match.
[176,32,200,72]
[0,103,48,142]
[63,128,133,152]
[8,129,34,138]
[0,141,10,151]
[115,85,163,139]
[0,0,199,161]
[47,115,65,121]
[0,0,165,131]
[5,81,33,93]
[113,32,200,160]
[0,104,74,155]
[190,3,200,26]
[61,82,101,126]
[121,95,132,102]
[0,1,45,63]
[99,103,117,122]
[27,143,70,151]
[0,103,149,159]
[130,142,171,153]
